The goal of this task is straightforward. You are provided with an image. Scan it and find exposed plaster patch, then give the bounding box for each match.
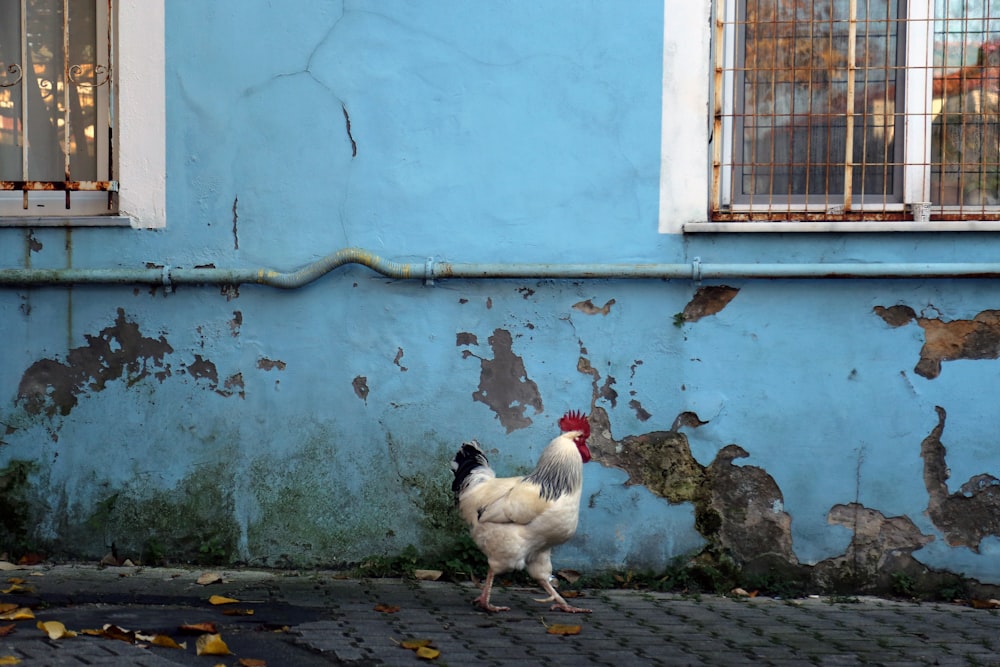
[352,376,369,403]
[229,311,242,337]
[823,503,933,573]
[874,305,1000,379]
[921,406,1000,552]
[517,287,535,300]
[394,347,408,372]
[26,232,42,253]
[628,399,651,422]
[587,407,795,566]
[220,284,240,301]
[456,332,478,346]
[17,308,174,417]
[573,298,616,316]
[257,358,287,371]
[465,328,543,432]
[682,286,739,322]
[219,373,246,399]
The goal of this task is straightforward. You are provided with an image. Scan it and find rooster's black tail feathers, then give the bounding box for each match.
[451,440,490,498]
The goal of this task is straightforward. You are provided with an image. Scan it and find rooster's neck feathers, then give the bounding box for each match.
[523,432,583,501]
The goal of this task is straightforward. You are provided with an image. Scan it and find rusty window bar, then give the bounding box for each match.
[0,0,115,211]
[712,0,1000,223]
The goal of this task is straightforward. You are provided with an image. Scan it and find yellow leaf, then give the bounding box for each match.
[221,608,255,616]
[0,656,20,665]
[400,639,433,650]
[195,633,232,656]
[238,659,267,667]
[150,634,185,649]
[0,604,15,615]
[415,646,441,660]
[207,595,240,605]
[546,624,582,636]
[0,585,30,595]
[5,578,24,585]
[0,608,33,621]
[36,621,76,640]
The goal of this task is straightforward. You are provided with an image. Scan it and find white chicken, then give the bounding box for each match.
[451,410,592,613]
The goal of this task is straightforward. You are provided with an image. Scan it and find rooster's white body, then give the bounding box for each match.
[452,427,591,613]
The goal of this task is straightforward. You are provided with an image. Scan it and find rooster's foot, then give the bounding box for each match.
[472,597,510,613]
[550,602,592,613]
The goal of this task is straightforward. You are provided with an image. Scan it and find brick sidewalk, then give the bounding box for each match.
[0,565,998,665]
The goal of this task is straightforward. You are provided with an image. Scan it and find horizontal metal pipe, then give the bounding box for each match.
[3,247,1000,288]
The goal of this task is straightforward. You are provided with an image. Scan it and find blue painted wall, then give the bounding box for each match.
[2,1,1000,590]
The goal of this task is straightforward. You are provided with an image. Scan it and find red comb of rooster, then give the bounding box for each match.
[558,410,590,438]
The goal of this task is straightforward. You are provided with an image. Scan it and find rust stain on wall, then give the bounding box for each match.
[460,328,543,432]
[17,308,173,417]
[682,286,739,322]
[921,406,1000,551]
[874,305,1000,379]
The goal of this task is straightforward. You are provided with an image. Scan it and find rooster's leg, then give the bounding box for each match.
[472,569,510,613]
[536,577,592,614]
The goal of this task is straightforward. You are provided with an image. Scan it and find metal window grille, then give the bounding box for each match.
[713,0,1000,222]
[0,0,115,213]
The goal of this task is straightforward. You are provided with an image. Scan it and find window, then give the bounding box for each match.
[0,0,164,228]
[710,0,1000,227]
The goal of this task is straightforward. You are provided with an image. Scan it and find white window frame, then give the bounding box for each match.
[674,0,1000,233]
[0,0,165,229]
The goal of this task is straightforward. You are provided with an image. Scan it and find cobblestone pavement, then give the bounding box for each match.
[0,564,998,665]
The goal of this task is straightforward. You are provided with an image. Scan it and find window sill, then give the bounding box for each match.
[684,221,1000,233]
[0,216,135,228]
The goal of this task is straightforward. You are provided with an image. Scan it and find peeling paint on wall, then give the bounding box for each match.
[587,407,795,567]
[874,305,1000,379]
[459,328,543,432]
[394,347,408,372]
[17,308,173,417]
[682,286,739,322]
[257,358,287,371]
[573,298,616,316]
[352,376,369,403]
[921,406,1000,552]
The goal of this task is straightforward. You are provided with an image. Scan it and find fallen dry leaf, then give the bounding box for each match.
[414,569,443,581]
[179,622,218,634]
[970,599,1000,609]
[36,621,77,640]
[6,578,25,585]
[400,639,433,650]
[197,572,223,586]
[150,634,185,649]
[545,624,582,636]
[0,585,31,595]
[195,633,232,656]
[0,604,16,615]
[415,646,441,660]
[0,656,20,665]
[221,608,255,616]
[374,603,400,613]
[557,569,582,583]
[208,595,240,605]
[0,608,33,621]
[0,563,17,572]
[17,554,43,566]
[238,659,267,667]
[0,624,14,637]
[101,625,137,643]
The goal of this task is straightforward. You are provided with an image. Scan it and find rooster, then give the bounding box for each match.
[451,410,592,613]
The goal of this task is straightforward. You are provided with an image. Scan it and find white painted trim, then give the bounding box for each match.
[658,0,712,234]
[684,220,1000,233]
[902,0,933,204]
[117,0,166,229]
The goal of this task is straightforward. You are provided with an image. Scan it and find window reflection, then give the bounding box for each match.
[0,0,99,183]
[931,1,1000,205]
